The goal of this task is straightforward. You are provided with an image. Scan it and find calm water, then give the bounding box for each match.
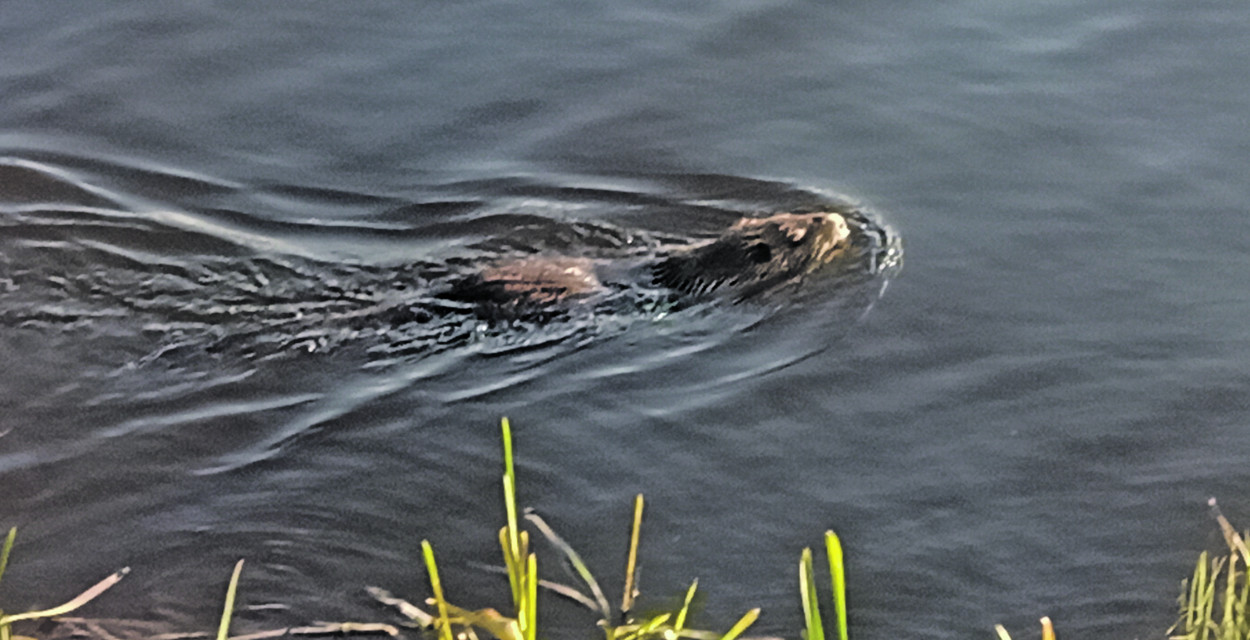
[3,2,1250,639]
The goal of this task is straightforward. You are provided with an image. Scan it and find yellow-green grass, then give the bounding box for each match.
[1171,499,1250,640]
[0,526,130,640]
[799,531,848,640]
[217,560,245,640]
[395,418,850,640]
[3,414,1150,640]
[0,528,395,640]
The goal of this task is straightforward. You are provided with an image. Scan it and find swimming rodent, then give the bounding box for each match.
[446,212,854,316]
[0,205,890,361]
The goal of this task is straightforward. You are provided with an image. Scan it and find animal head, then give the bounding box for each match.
[652,212,853,296]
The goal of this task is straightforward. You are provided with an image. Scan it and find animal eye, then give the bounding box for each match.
[747,243,772,263]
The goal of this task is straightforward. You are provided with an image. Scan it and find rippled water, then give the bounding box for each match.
[3,2,1250,640]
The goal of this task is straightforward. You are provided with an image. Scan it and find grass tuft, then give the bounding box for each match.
[0,527,130,640]
[0,528,390,640]
[1170,498,1250,640]
[799,531,853,640]
[385,420,769,640]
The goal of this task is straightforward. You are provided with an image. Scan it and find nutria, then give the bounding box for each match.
[447,212,853,316]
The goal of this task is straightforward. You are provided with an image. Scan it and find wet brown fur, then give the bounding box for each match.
[457,212,852,309]
[476,256,601,304]
[651,212,851,295]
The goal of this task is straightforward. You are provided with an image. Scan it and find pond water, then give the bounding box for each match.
[2,2,1249,639]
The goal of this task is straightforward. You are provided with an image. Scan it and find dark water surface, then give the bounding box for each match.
[3,2,1250,639]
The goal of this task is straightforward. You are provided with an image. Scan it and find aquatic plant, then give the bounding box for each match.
[217,560,245,640]
[1171,499,1250,640]
[3,415,840,640]
[993,616,1056,640]
[0,528,392,640]
[3,414,1131,640]
[0,526,129,640]
[375,417,826,640]
[799,531,848,640]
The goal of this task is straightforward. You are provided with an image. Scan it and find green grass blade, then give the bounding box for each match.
[626,613,671,640]
[1185,552,1207,638]
[622,494,644,619]
[824,531,848,640]
[422,540,455,640]
[1223,554,1237,639]
[1239,561,1250,639]
[674,579,698,633]
[718,608,759,640]
[502,417,516,500]
[1197,556,1219,640]
[502,431,520,556]
[524,552,538,640]
[613,613,673,640]
[216,560,244,640]
[0,527,15,591]
[800,547,824,640]
[503,494,522,610]
[0,526,13,640]
[501,418,524,611]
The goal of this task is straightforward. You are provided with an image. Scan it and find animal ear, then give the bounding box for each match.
[746,242,772,263]
[777,218,808,243]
